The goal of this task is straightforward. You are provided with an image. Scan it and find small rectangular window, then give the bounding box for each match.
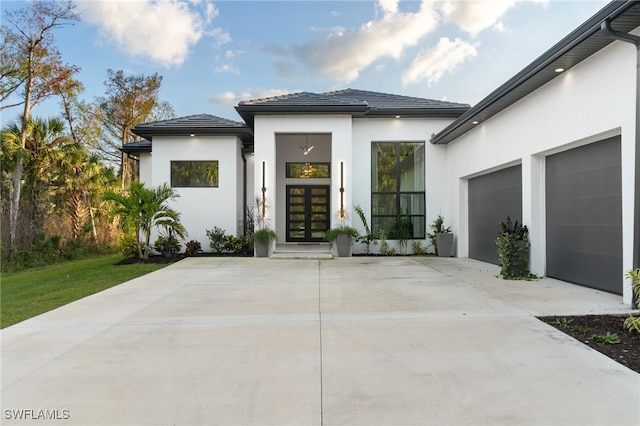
[286,162,331,179]
[171,161,219,187]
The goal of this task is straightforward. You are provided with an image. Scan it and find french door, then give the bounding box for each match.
[286,185,330,242]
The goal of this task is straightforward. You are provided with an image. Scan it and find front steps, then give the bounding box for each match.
[269,243,333,260]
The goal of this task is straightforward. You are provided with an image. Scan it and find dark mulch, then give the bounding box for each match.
[115,252,252,265]
[539,315,640,374]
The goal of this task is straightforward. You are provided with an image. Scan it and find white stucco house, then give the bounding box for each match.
[124,1,640,305]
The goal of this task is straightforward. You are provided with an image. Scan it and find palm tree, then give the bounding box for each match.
[105,182,186,259]
[1,117,76,244]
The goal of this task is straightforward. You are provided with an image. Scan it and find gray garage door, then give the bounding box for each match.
[546,137,622,294]
[468,165,522,264]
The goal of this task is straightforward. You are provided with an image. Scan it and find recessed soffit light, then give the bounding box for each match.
[554,68,565,73]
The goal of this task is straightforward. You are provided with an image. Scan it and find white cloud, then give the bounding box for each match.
[78,0,229,67]
[289,0,440,83]
[439,0,522,36]
[214,64,239,75]
[378,0,399,15]
[209,89,291,106]
[225,50,245,59]
[402,37,477,86]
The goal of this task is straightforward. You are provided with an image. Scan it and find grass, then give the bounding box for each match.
[1,254,167,328]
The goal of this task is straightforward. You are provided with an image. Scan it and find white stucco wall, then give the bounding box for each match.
[139,153,152,185]
[352,117,457,253]
[253,115,353,242]
[444,33,638,303]
[149,135,244,250]
[253,114,459,249]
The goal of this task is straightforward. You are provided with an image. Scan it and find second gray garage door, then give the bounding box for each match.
[546,137,622,294]
[468,165,522,264]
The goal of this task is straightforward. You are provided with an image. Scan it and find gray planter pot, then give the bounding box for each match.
[254,240,270,257]
[335,234,353,257]
[436,233,454,257]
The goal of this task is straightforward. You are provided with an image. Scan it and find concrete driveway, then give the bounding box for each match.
[2,257,638,425]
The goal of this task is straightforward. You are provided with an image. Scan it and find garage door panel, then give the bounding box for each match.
[469,165,522,264]
[546,137,622,294]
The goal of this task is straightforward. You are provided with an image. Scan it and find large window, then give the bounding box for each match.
[371,142,425,239]
[171,161,219,187]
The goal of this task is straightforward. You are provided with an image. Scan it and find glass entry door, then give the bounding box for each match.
[286,185,330,242]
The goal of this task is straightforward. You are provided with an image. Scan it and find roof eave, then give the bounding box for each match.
[234,104,370,127]
[132,126,253,142]
[365,107,470,118]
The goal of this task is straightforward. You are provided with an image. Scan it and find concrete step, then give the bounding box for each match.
[270,243,333,260]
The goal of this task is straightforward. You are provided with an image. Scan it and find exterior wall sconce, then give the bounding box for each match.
[261,161,267,217]
[340,161,345,213]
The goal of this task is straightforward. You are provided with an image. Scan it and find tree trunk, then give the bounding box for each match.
[8,158,23,259]
[8,45,35,258]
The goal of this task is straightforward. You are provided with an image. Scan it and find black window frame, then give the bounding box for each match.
[170,160,219,188]
[371,142,426,239]
[285,162,331,179]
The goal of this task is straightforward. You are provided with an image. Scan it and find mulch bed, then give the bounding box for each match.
[115,253,252,265]
[539,315,640,374]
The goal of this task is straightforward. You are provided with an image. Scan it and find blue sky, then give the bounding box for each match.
[1,0,609,125]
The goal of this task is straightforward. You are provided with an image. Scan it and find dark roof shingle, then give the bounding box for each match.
[235,88,469,125]
[131,113,252,142]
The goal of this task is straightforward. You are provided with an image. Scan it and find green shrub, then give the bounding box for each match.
[412,240,426,255]
[206,227,227,254]
[185,240,202,256]
[623,269,640,333]
[378,229,395,256]
[495,217,534,280]
[153,235,182,256]
[224,235,253,255]
[118,235,141,258]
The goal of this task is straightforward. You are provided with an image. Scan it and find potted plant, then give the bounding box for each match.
[427,215,453,257]
[326,226,359,257]
[253,228,277,257]
[495,216,530,279]
[253,196,276,257]
[326,208,359,257]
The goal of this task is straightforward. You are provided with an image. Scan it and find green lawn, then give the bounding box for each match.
[0,254,168,328]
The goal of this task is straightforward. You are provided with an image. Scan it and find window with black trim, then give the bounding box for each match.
[371,142,425,239]
[171,161,219,187]
[286,162,331,179]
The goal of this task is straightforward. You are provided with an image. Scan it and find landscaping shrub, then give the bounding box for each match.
[184,240,202,256]
[623,269,640,333]
[206,227,227,254]
[495,217,534,280]
[153,235,182,256]
[224,235,253,255]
